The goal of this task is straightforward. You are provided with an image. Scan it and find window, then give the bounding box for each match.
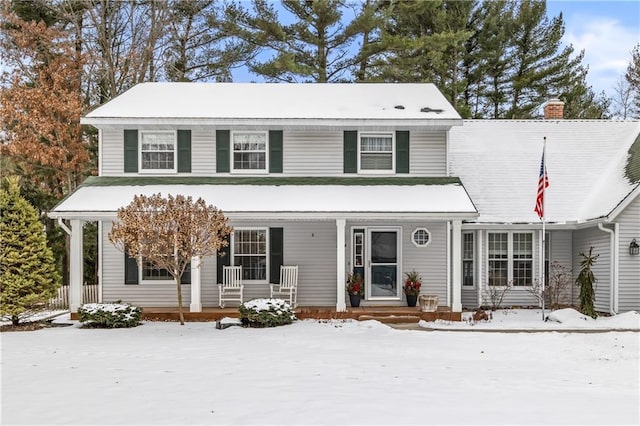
[488,233,508,286]
[487,232,534,287]
[411,228,431,247]
[512,233,533,286]
[233,229,267,281]
[359,133,394,172]
[142,260,173,281]
[232,131,267,172]
[462,232,474,286]
[141,131,176,171]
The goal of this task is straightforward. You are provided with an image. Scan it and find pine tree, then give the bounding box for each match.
[576,247,599,319]
[0,177,61,326]
[224,0,374,82]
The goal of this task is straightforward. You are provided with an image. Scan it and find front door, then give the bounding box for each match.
[367,229,400,299]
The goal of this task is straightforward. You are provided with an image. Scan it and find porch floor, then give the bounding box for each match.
[134,306,461,323]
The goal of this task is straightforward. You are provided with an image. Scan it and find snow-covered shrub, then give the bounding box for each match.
[239,298,296,328]
[78,302,142,328]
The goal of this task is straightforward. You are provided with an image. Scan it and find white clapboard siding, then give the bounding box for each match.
[617,197,640,312]
[573,226,611,313]
[100,126,447,176]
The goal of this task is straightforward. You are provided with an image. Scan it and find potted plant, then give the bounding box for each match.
[346,272,364,308]
[403,270,422,307]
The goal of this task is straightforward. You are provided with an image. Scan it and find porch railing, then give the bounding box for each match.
[47,284,99,310]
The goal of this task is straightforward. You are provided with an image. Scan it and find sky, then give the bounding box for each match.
[546,1,640,98]
[2,308,639,425]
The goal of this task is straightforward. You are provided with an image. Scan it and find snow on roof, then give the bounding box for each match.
[83,82,461,124]
[449,120,640,223]
[50,182,477,220]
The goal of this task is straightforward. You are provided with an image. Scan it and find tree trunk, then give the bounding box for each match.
[12,315,19,326]
[176,275,185,325]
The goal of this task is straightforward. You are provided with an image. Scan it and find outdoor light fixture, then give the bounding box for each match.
[629,239,640,255]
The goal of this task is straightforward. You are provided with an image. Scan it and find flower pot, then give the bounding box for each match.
[406,294,418,307]
[349,294,361,308]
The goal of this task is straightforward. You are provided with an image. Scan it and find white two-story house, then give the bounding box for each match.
[49,83,640,317]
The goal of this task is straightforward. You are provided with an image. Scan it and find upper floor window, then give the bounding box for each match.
[232,131,267,172]
[359,133,394,173]
[141,131,176,172]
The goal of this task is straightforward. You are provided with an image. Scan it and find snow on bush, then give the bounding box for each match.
[239,298,296,328]
[78,302,142,328]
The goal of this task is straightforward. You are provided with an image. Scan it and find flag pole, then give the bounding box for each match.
[541,137,546,321]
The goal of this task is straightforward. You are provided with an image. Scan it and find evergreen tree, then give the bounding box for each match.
[625,44,640,118]
[576,247,599,319]
[224,0,374,82]
[0,177,61,326]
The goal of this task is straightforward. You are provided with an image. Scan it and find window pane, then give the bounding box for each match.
[488,260,508,286]
[142,260,172,280]
[513,260,532,286]
[488,233,508,258]
[513,233,532,259]
[361,153,392,170]
[463,260,474,286]
[361,136,392,152]
[371,232,397,263]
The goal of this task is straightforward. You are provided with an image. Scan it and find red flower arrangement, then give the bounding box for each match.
[346,273,364,296]
[403,270,422,296]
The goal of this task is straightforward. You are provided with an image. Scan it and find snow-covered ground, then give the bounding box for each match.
[1,310,639,425]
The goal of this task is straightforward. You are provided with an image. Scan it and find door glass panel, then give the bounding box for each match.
[370,265,397,297]
[371,232,397,263]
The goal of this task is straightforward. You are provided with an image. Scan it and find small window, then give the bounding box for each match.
[411,228,431,247]
[141,131,176,171]
[232,131,267,172]
[233,228,268,281]
[359,133,394,172]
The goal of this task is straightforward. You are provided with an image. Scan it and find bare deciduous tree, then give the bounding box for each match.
[108,193,232,325]
[481,282,511,311]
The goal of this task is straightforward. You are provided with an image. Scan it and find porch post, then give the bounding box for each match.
[69,219,84,313]
[451,220,462,312]
[336,219,346,312]
[189,256,202,312]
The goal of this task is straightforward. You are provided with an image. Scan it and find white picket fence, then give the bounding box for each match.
[47,285,99,310]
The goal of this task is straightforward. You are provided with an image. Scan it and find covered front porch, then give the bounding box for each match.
[49,176,478,315]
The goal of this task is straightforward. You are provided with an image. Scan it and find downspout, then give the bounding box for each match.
[597,223,618,314]
[446,222,451,308]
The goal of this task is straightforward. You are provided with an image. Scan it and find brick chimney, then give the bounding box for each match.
[543,98,564,119]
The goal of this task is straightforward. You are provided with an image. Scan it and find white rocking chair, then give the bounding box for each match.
[218,265,244,308]
[270,265,298,307]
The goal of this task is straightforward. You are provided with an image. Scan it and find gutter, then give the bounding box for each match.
[597,223,619,315]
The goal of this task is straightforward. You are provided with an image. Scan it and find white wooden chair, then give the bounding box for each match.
[218,265,243,308]
[270,265,298,307]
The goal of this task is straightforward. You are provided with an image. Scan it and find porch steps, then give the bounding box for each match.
[358,315,422,324]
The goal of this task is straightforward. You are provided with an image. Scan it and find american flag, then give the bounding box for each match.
[534,149,549,219]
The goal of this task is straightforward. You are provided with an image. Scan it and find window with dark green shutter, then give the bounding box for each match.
[216,234,231,283]
[269,130,283,173]
[343,131,357,173]
[269,228,283,284]
[177,130,191,173]
[396,130,410,173]
[124,252,138,284]
[216,130,230,173]
[124,130,138,173]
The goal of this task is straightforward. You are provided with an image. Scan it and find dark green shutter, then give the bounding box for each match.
[124,130,138,173]
[269,130,283,173]
[396,130,410,173]
[181,262,191,284]
[269,227,284,284]
[177,130,191,173]
[343,131,358,173]
[216,130,230,173]
[124,252,138,285]
[216,234,231,283]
